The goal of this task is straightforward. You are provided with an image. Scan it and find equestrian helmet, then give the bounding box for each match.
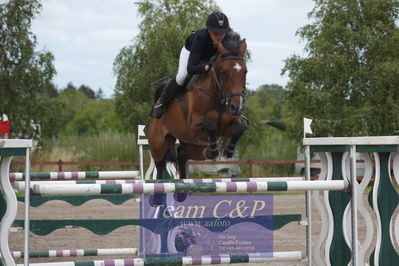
[206,12,230,34]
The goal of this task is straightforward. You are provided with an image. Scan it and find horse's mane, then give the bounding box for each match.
[221,32,242,56]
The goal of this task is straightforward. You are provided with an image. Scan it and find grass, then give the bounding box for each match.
[238,130,298,177]
[30,132,139,172]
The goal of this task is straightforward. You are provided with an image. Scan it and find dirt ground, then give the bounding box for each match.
[9,192,384,266]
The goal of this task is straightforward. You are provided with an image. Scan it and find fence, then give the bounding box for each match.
[11,159,317,176]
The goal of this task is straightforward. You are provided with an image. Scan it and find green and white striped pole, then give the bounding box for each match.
[17,251,304,265]
[32,180,348,195]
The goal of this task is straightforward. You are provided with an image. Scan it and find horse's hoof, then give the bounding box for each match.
[174,193,187,202]
[223,146,235,158]
[204,147,219,159]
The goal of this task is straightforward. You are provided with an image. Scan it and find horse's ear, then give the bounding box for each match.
[239,39,247,57]
[217,41,230,55]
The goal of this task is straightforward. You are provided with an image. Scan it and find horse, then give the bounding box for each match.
[148,34,248,179]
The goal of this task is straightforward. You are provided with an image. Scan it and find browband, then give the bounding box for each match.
[221,55,245,61]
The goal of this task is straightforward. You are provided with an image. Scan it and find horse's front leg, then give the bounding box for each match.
[202,117,219,159]
[223,121,248,158]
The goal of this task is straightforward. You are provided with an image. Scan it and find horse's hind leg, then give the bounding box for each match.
[202,117,219,159]
[174,143,207,203]
[176,143,190,179]
[177,143,208,179]
[149,159,168,207]
[153,135,176,179]
[154,159,166,179]
[223,122,248,158]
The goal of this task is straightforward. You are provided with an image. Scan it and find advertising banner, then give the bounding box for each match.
[140,193,273,258]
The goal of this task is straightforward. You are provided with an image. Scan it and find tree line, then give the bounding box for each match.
[1,0,398,150]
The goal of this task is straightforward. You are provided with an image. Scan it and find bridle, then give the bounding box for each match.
[212,55,246,106]
[192,54,246,108]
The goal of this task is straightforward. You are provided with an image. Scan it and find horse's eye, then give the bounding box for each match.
[221,71,229,78]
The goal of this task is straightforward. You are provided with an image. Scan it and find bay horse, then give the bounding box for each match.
[148,34,248,179]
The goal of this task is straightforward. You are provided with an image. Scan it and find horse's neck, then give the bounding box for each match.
[196,72,217,94]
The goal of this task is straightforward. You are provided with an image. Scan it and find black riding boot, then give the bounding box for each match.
[150,76,182,119]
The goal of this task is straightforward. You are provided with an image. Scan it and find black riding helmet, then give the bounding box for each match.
[206,11,230,34]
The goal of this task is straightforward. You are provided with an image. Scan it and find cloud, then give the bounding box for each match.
[31,0,139,96]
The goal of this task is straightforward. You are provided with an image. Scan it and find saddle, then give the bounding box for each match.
[175,75,200,120]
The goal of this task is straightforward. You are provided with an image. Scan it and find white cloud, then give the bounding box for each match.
[31,0,139,96]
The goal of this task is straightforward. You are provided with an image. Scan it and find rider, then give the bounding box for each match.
[149,11,231,119]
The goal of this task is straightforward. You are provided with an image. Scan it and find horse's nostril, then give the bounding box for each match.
[229,104,241,116]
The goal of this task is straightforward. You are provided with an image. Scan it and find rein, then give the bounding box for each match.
[191,85,222,104]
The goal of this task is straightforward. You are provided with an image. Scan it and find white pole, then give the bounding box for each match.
[23,148,30,266]
[350,145,358,266]
[139,145,144,181]
[137,125,146,181]
[305,144,312,266]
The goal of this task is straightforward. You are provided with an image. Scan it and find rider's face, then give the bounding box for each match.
[209,31,226,43]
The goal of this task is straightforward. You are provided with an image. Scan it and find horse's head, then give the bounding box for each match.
[213,37,247,117]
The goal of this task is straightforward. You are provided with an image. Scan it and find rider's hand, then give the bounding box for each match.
[204,64,210,72]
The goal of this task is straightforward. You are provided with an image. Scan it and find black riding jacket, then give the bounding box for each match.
[185,29,217,75]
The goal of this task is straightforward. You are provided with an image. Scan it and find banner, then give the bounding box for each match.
[140,193,273,258]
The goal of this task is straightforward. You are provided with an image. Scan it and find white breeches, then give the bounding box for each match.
[176,46,190,86]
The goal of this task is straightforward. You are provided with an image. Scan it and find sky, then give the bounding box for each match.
[28,0,315,98]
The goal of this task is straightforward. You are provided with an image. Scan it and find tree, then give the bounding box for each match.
[0,0,56,139]
[64,99,123,136]
[95,88,104,99]
[282,0,399,141]
[236,84,297,174]
[60,82,96,99]
[38,86,123,138]
[78,85,96,99]
[247,84,286,120]
[113,0,219,131]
